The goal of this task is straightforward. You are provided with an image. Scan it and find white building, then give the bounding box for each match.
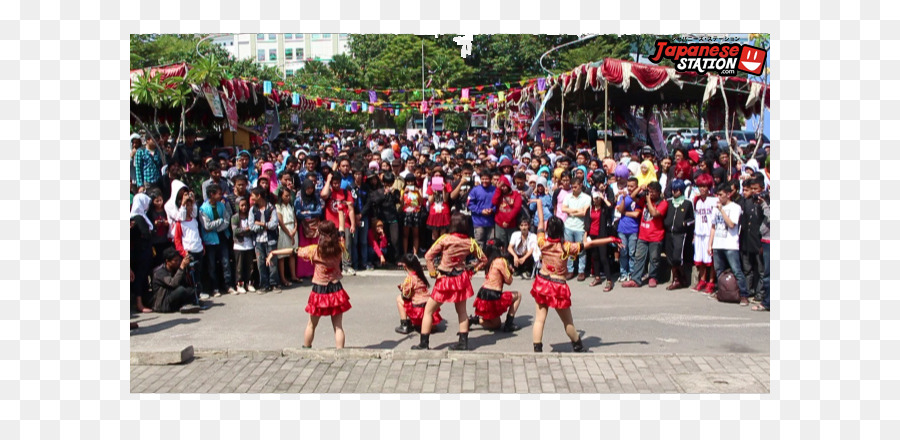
[210,34,351,78]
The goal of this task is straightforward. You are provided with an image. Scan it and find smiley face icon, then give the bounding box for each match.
[737,45,766,75]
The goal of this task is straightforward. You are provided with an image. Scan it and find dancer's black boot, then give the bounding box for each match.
[502,314,520,332]
[448,332,469,351]
[395,319,413,334]
[411,333,430,350]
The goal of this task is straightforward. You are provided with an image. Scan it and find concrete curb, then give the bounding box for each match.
[131,347,769,365]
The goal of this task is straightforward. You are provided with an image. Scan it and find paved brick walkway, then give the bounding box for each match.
[130,351,769,394]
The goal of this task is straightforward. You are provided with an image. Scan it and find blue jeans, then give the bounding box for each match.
[761,242,770,309]
[713,249,750,298]
[204,243,232,293]
[631,239,662,283]
[617,232,638,278]
[254,241,279,288]
[564,228,586,274]
[351,219,369,270]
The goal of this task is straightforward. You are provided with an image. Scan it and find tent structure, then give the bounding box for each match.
[508,58,771,154]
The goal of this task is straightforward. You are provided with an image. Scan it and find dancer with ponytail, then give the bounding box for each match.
[468,241,522,332]
[394,253,443,334]
[530,199,622,353]
[267,212,351,349]
[411,212,487,351]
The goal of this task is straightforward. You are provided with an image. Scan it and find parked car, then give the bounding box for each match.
[711,130,770,148]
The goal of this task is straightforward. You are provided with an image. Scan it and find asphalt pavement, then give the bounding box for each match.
[130,270,770,355]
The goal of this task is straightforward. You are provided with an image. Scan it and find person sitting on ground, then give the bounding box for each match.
[394,253,443,334]
[151,248,201,314]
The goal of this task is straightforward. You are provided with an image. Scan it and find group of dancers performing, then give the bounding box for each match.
[267,201,622,352]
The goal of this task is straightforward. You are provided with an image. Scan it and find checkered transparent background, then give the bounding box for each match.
[0,0,891,437]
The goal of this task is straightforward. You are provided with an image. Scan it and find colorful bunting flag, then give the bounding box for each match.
[462,88,469,99]
[263,81,272,96]
[368,91,377,103]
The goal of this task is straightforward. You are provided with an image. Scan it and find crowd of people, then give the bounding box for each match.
[130,125,771,345]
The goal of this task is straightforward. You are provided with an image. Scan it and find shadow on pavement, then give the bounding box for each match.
[548,336,650,353]
[131,318,201,335]
[364,335,416,349]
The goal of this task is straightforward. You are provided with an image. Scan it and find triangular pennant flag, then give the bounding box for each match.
[476,85,484,91]
[384,90,391,96]
[505,82,510,89]
[448,88,457,92]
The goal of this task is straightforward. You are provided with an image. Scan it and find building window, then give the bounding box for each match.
[286,70,293,76]
[296,48,304,59]
[339,33,349,38]
[285,34,293,40]
[257,49,265,61]
[257,34,264,40]
[267,34,275,40]
[285,48,293,60]
[295,34,304,40]
[313,34,327,40]
[269,49,277,61]
[322,34,331,38]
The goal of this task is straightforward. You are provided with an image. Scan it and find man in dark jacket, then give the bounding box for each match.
[739,178,765,301]
[663,179,695,290]
[152,248,201,313]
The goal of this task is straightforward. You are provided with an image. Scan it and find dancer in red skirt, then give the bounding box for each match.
[531,199,622,352]
[469,241,522,332]
[267,216,351,349]
[394,253,443,334]
[412,212,487,350]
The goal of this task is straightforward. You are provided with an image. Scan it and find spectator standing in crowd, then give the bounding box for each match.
[199,185,234,297]
[528,177,552,232]
[561,178,592,281]
[692,173,718,293]
[585,183,617,291]
[426,167,452,242]
[400,173,424,257]
[492,176,523,246]
[146,189,171,269]
[250,187,281,293]
[663,179,695,290]
[158,160,184,202]
[467,169,497,249]
[130,193,155,313]
[616,177,642,283]
[624,181,668,288]
[754,179,770,312]
[201,162,233,202]
[275,187,300,287]
[708,183,750,305]
[294,180,324,278]
[134,138,164,193]
[742,178,766,303]
[230,196,256,293]
[321,172,356,274]
[172,188,205,297]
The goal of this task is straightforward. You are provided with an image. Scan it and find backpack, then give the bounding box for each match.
[717,270,741,303]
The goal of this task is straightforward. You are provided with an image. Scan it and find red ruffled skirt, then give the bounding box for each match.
[426,208,451,228]
[473,287,514,320]
[430,269,475,304]
[530,274,572,309]
[404,301,443,327]
[305,282,352,316]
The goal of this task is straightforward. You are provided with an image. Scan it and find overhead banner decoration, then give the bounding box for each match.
[368,91,377,103]
[265,105,280,141]
[498,91,506,102]
[292,92,300,107]
[471,113,487,128]
[202,84,224,118]
[362,103,368,112]
[220,91,238,132]
[263,80,272,96]
[461,88,469,99]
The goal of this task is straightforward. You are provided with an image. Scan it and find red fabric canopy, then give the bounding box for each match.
[129,62,189,84]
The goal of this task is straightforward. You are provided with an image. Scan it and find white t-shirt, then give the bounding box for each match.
[693,195,718,237]
[509,230,540,261]
[711,202,742,251]
[234,216,255,251]
[563,192,592,231]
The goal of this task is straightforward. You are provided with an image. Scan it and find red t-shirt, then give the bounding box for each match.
[588,208,602,236]
[324,189,354,228]
[638,198,668,242]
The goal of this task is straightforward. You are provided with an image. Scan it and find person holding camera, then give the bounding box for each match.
[151,248,201,314]
[622,181,668,288]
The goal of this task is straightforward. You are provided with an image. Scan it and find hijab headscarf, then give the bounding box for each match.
[603,158,617,176]
[575,165,589,187]
[636,160,658,187]
[237,150,258,184]
[300,180,318,204]
[164,179,188,238]
[614,164,630,180]
[627,161,641,179]
[130,193,153,231]
[260,162,278,194]
[538,166,552,179]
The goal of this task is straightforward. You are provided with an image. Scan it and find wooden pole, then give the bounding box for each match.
[604,80,609,157]
[560,90,565,149]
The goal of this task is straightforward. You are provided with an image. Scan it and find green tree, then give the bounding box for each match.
[130,34,231,70]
